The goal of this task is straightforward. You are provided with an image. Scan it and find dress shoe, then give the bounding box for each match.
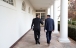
[47,42,50,46]
[35,40,38,44]
[38,41,40,44]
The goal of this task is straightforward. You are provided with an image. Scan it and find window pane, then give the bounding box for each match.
[9,0,13,5]
[22,1,25,11]
[3,0,14,5]
[41,13,45,21]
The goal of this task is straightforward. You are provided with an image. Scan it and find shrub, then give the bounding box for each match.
[72,21,76,25]
[68,21,76,25]
[68,25,76,41]
[68,21,71,24]
[58,24,60,31]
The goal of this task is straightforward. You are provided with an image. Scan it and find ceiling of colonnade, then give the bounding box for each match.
[28,0,54,10]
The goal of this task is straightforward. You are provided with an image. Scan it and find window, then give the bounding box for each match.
[3,0,14,5]
[22,1,25,11]
[28,7,30,13]
[32,10,33,14]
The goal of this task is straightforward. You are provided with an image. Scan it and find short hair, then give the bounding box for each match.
[36,14,39,17]
[47,15,50,17]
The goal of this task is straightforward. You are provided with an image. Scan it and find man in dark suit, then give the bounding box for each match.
[44,15,54,46]
[31,14,43,44]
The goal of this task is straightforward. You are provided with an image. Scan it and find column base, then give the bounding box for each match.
[52,31,59,34]
[59,38,70,43]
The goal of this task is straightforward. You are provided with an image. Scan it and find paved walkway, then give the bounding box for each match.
[13,27,76,48]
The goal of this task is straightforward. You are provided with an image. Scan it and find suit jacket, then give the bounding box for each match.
[31,18,43,31]
[44,18,54,31]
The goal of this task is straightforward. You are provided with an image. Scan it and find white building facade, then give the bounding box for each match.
[0,0,70,48]
[0,0,35,48]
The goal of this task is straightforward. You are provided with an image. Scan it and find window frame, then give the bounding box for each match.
[22,1,26,11]
[28,7,30,13]
[2,0,14,6]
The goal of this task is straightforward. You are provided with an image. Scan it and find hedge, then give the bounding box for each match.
[58,24,60,31]
[68,21,76,25]
[58,24,76,41]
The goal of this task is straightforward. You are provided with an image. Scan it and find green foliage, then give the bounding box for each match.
[68,25,76,41]
[58,24,60,31]
[68,21,71,24]
[72,22,75,25]
[68,21,76,25]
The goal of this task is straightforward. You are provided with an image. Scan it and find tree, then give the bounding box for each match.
[68,0,76,21]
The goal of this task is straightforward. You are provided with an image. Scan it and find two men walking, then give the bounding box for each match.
[31,15,54,45]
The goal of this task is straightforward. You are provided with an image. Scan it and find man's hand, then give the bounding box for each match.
[44,30,47,32]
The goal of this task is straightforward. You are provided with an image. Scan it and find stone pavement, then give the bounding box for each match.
[13,27,76,48]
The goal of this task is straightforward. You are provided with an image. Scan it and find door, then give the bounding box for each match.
[41,13,45,26]
[41,13,45,21]
[36,13,45,26]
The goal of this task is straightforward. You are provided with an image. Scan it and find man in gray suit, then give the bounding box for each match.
[44,15,54,46]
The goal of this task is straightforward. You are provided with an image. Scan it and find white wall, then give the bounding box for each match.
[0,0,35,48]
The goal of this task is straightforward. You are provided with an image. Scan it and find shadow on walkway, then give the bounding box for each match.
[13,27,76,48]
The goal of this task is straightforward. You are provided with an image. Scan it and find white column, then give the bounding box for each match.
[50,7,51,18]
[59,0,70,43]
[47,7,51,15]
[50,5,53,19]
[47,6,53,19]
[53,0,58,33]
